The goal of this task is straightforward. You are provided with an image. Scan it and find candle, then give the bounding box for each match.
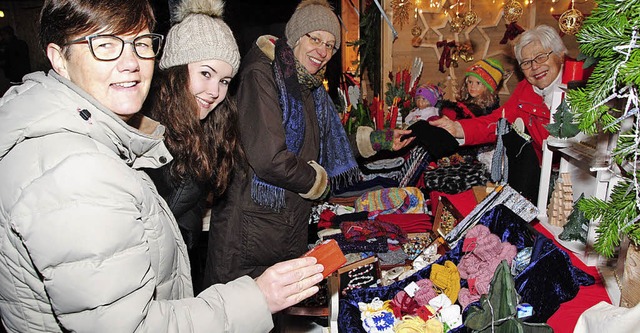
[562,57,594,84]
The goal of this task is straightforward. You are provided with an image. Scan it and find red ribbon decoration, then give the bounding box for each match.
[436,40,456,73]
[500,22,525,44]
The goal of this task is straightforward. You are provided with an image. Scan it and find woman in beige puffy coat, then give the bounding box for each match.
[0,0,323,332]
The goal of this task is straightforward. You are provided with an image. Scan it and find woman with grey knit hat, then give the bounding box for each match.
[204,0,413,286]
[144,0,325,327]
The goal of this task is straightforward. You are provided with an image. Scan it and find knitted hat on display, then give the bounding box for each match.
[285,0,341,49]
[415,84,442,107]
[429,260,461,303]
[465,58,504,93]
[160,0,240,76]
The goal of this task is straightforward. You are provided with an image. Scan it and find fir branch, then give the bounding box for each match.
[349,2,380,94]
[618,51,640,86]
[613,129,640,165]
[570,0,640,258]
[579,177,640,257]
[585,0,640,26]
[578,24,632,59]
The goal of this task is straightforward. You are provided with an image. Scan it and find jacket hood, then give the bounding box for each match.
[0,70,171,169]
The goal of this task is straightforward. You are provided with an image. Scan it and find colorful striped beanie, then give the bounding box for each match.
[465,58,504,93]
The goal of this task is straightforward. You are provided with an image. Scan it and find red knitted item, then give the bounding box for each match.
[391,290,420,317]
[375,213,434,234]
[340,220,407,242]
[318,209,337,229]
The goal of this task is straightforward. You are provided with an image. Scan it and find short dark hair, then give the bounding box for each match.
[39,0,156,52]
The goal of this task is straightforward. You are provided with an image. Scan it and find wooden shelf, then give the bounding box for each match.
[549,139,609,172]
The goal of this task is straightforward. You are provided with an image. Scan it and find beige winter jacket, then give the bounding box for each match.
[0,71,273,333]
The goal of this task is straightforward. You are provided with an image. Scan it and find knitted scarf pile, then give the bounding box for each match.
[251,38,359,211]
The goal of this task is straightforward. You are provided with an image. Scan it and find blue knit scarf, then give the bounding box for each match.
[251,38,359,211]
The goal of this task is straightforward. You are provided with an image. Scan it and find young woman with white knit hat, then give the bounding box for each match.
[144,0,325,327]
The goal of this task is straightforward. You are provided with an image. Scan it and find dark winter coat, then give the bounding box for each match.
[203,38,322,285]
[146,166,209,250]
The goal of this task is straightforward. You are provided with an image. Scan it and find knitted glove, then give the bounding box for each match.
[370,129,394,152]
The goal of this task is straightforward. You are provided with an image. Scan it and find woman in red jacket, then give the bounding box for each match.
[431,24,567,200]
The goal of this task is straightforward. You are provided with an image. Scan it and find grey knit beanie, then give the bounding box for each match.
[159,0,240,76]
[285,0,341,49]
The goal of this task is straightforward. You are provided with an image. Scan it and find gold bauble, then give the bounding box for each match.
[460,51,474,62]
[463,10,478,27]
[411,24,423,37]
[450,15,465,33]
[451,48,460,64]
[459,42,474,62]
[558,8,584,35]
[503,0,523,23]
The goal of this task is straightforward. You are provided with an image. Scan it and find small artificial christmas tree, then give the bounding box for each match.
[546,99,581,139]
[442,76,459,102]
[566,0,640,258]
[547,173,574,227]
[559,194,589,243]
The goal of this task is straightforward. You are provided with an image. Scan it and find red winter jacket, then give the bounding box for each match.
[458,79,551,165]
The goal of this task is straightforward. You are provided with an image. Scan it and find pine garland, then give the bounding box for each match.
[347,0,381,94]
[566,0,640,257]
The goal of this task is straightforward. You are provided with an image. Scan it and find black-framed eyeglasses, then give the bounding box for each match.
[304,33,337,53]
[65,33,164,61]
[519,50,553,70]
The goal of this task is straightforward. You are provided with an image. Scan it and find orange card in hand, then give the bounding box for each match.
[302,239,347,278]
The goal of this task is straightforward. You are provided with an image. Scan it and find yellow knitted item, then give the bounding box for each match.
[395,312,444,333]
[430,260,461,303]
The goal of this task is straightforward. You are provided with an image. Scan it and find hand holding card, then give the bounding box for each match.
[302,239,347,278]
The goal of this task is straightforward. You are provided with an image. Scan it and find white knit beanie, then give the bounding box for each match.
[159,0,240,76]
[285,0,341,49]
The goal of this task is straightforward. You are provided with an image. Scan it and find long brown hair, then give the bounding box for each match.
[145,65,241,196]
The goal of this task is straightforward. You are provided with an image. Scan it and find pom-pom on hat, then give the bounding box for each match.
[285,0,341,49]
[160,0,240,76]
[465,58,504,93]
[415,84,442,107]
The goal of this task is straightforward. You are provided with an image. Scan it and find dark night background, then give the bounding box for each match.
[157,0,342,56]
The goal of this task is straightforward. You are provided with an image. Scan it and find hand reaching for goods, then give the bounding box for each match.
[392,128,415,151]
[429,115,465,139]
[255,257,324,313]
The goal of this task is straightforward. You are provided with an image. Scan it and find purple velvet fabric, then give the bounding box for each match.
[338,204,594,332]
